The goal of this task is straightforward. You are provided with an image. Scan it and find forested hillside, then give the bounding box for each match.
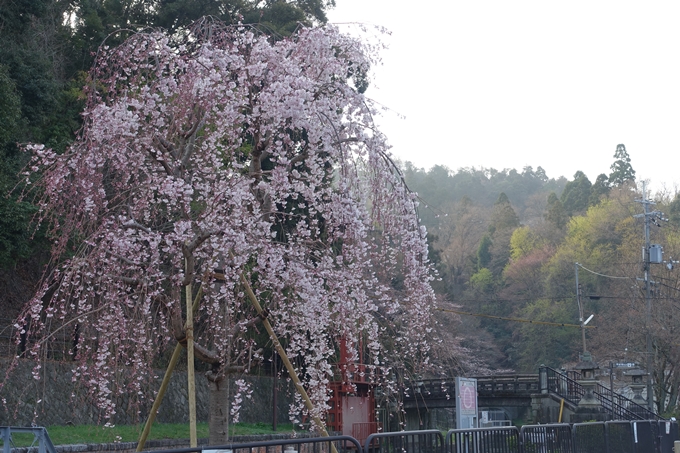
[403,148,680,414]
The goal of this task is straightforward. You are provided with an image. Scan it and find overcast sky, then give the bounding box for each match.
[327,1,680,194]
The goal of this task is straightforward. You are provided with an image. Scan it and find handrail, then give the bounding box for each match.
[541,366,663,421]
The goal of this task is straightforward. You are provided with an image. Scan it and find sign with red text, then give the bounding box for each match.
[455,377,478,428]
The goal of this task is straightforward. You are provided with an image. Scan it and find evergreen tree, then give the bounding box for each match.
[477,235,493,270]
[609,143,636,185]
[491,192,520,231]
[589,173,611,206]
[545,192,568,230]
[560,171,592,215]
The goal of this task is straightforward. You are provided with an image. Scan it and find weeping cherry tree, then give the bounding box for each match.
[15,19,436,441]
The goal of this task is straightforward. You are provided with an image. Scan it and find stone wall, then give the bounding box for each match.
[1,359,293,426]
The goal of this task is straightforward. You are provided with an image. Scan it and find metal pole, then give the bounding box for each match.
[272,351,278,431]
[609,362,614,420]
[643,182,654,412]
[575,263,586,354]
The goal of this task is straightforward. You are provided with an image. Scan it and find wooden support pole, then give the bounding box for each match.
[238,272,337,450]
[186,260,198,448]
[136,344,183,452]
[137,286,203,452]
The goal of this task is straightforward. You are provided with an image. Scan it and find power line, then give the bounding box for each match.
[576,263,632,280]
[450,297,574,303]
[435,307,595,329]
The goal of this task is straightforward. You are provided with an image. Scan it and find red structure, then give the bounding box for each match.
[326,338,381,444]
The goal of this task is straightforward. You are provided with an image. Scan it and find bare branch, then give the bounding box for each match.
[180,111,207,170]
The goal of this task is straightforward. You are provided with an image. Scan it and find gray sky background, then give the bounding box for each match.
[327,1,680,194]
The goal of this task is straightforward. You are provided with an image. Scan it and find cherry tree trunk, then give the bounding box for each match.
[208,376,230,445]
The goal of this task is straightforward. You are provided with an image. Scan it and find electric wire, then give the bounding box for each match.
[436,307,595,329]
[576,262,632,280]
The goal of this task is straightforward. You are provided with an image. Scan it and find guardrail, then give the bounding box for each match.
[144,435,362,453]
[364,430,444,453]
[148,421,676,453]
[447,420,677,453]
[3,421,678,453]
[446,426,519,453]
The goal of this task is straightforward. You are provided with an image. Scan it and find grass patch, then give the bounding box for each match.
[1,422,295,447]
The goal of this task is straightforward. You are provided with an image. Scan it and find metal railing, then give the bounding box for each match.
[403,375,541,402]
[572,422,607,452]
[1,426,57,453]
[364,430,444,453]
[3,422,678,453]
[540,366,662,421]
[149,436,362,453]
[351,423,381,446]
[446,420,677,453]
[520,424,573,453]
[446,426,519,453]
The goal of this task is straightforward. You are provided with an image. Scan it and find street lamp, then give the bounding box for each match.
[575,263,594,354]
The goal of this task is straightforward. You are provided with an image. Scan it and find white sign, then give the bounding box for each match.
[455,377,478,429]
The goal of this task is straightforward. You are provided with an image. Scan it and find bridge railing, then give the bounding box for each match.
[474,374,540,394]
[403,374,542,402]
[404,380,455,400]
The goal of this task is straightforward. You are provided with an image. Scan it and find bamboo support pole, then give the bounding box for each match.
[186,260,198,447]
[136,286,203,452]
[238,272,337,452]
[136,344,182,451]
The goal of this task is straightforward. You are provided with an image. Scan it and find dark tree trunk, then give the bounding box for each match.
[208,373,230,445]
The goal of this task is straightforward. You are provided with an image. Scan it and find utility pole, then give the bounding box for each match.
[575,263,587,354]
[633,181,664,413]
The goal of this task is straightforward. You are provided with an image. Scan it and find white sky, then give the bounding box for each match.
[327,1,680,194]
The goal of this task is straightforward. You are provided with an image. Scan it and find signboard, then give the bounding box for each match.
[455,377,478,429]
[614,362,637,368]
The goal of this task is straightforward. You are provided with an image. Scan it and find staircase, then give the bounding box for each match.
[540,366,662,421]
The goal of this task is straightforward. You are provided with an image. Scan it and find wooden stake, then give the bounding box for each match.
[136,344,182,452]
[137,287,203,452]
[186,259,198,448]
[238,272,338,452]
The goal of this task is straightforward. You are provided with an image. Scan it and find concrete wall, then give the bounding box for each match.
[0,359,293,427]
